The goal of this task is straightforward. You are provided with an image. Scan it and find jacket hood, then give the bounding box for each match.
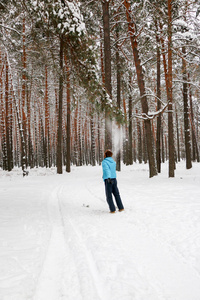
[104,157,114,163]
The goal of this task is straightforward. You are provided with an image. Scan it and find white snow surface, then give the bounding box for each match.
[0,162,200,300]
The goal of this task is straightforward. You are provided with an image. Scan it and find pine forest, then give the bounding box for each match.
[0,0,200,178]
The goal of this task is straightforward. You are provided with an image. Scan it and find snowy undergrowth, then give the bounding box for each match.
[0,162,200,300]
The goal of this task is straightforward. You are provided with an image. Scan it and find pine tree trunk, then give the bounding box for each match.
[176,109,181,162]
[123,95,128,165]
[34,107,38,167]
[27,88,33,168]
[97,113,101,165]
[161,127,165,163]
[123,0,157,177]
[57,36,64,174]
[156,33,161,173]
[2,101,7,170]
[133,121,137,162]
[22,17,27,169]
[189,81,196,161]
[182,46,192,169]
[143,122,148,164]
[160,3,175,177]
[66,61,71,172]
[74,103,78,166]
[136,110,142,164]
[90,109,95,166]
[102,0,112,150]
[189,78,199,162]
[167,0,175,177]
[5,61,11,170]
[128,77,133,165]
[0,57,7,170]
[116,29,121,170]
[44,65,50,168]
[78,103,82,166]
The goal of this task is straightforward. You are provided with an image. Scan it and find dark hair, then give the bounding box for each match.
[104,149,113,157]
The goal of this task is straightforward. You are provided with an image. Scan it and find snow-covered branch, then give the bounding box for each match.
[0,24,21,35]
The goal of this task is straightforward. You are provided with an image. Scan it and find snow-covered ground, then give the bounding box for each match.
[0,161,200,300]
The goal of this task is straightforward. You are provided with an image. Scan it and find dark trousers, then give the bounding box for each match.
[104,178,124,212]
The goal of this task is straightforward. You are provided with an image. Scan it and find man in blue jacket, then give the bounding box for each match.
[102,149,124,213]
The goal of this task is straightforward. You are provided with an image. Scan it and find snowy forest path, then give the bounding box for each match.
[33,184,68,300]
[2,164,200,300]
[33,179,111,300]
[33,167,200,300]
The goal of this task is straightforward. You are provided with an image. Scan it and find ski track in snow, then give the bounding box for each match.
[33,183,110,300]
[33,184,67,300]
[1,163,200,300]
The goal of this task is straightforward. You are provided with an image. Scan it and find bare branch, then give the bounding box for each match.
[0,24,21,35]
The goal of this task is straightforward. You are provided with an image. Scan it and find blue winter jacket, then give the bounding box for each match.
[102,157,117,180]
